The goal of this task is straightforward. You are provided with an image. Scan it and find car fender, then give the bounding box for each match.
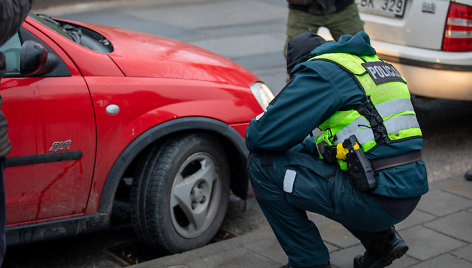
[97,117,249,214]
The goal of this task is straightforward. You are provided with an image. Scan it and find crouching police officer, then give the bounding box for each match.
[246,31,428,268]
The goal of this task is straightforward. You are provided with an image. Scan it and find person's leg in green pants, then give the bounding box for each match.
[284,3,364,57]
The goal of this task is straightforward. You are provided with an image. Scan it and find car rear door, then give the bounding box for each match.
[355,0,450,49]
[0,24,96,224]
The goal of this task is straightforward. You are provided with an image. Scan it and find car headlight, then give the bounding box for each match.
[250,82,274,112]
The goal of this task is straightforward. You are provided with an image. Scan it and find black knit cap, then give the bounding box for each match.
[286,32,326,75]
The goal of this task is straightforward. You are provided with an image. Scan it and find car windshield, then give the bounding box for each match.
[29,13,113,53]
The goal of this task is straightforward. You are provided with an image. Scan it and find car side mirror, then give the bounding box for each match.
[20,40,58,76]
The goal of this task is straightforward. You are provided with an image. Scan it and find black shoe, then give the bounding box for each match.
[465,169,472,181]
[353,228,408,268]
[280,262,330,268]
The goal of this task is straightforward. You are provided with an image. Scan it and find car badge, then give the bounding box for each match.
[49,140,72,152]
[422,1,436,14]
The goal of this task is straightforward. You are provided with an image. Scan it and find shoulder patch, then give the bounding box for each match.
[361,62,406,85]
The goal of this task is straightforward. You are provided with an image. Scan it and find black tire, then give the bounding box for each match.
[130,133,230,253]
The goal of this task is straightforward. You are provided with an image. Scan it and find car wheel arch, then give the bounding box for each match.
[97,117,250,215]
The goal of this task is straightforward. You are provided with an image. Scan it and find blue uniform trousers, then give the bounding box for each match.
[248,152,409,267]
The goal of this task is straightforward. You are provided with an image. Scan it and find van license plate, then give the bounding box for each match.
[356,0,407,17]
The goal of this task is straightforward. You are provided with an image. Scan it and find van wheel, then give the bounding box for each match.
[130,134,230,253]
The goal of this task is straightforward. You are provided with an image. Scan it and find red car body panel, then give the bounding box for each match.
[65,20,257,85]
[1,16,263,230]
[84,77,261,213]
[2,76,96,224]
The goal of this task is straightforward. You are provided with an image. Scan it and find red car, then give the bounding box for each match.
[0,13,273,253]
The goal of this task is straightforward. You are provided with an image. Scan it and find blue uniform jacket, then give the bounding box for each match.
[246,31,428,198]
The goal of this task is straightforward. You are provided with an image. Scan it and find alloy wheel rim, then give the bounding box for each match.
[169,152,221,238]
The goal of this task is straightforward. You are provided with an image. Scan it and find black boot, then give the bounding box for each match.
[353,227,408,268]
[465,169,472,181]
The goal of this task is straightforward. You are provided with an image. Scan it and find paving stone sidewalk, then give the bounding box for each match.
[133,175,472,268]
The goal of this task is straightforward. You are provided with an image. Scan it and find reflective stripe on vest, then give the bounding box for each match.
[335,114,420,145]
[334,98,419,144]
[375,98,414,118]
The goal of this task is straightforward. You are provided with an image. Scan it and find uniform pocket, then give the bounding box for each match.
[283,161,337,215]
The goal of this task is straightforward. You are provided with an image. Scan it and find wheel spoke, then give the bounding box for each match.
[188,159,215,185]
[171,177,194,210]
[198,159,216,195]
[172,187,210,231]
[188,205,209,230]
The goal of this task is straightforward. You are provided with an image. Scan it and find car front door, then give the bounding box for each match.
[0,26,96,224]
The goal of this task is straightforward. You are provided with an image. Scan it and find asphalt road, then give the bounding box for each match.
[32,0,117,10]
[3,0,472,267]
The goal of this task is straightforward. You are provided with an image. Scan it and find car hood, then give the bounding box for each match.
[81,23,258,85]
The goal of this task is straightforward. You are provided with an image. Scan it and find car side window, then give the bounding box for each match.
[20,28,71,77]
[0,28,71,78]
[0,33,22,75]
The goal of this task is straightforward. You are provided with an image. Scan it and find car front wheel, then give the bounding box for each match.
[130,133,230,253]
